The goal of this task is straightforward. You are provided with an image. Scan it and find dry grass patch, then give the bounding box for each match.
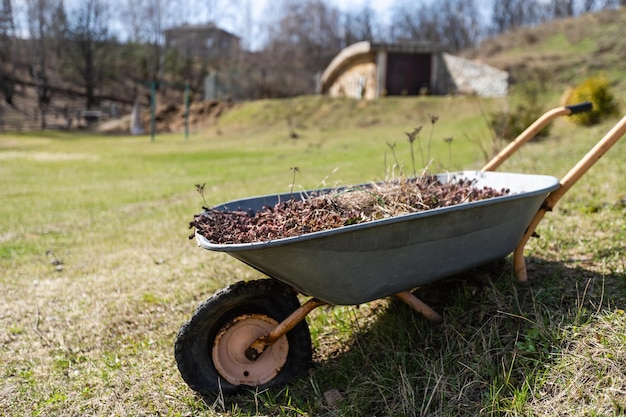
[529,311,626,416]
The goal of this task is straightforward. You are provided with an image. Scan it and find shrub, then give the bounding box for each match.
[489,71,553,143]
[489,102,551,142]
[565,77,619,126]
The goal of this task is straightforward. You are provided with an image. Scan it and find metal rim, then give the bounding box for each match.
[212,313,289,386]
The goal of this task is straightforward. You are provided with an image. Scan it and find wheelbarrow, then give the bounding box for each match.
[175,103,626,395]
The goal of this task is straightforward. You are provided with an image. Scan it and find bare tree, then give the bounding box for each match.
[577,0,625,11]
[26,0,58,127]
[123,0,170,81]
[388,0,482,51]
[581,0,597,13]
[49,0,68,59]
[271,0,342,70]
[550,0,576,18]
[0,0,16,105]
[437,0,483,51]
[259,0,343,96]
[342,5,381,46]
[389,1,438,43]
[578,0,624,12]
[66,0,112,109]
[490,0,543,35]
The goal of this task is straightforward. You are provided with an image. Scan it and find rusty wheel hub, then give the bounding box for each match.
[212,314,289,386]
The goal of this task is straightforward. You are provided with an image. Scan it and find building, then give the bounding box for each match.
[163,23,240,60]
[319,41,508,99]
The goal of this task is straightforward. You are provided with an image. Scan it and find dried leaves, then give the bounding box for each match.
[190,176,510,244]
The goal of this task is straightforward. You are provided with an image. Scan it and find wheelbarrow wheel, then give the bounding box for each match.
[175,279,312,395]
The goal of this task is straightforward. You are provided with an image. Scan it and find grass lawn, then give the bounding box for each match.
[1,96,625,416]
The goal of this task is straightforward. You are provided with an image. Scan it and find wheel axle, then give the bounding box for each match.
[244,298,326,361]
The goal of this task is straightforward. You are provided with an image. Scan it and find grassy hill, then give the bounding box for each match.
[468,7,626,95]
[130,7,626,145]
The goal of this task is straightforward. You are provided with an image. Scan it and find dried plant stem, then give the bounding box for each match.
[418,135,425,167]
[33,304,50,346]
[409,140,416,177]
[195,183,208,208]
[444,137,454,170]
[386,142,400,168]
[427,114,439,164]
[290,166,300,196]
[405,127,422,178]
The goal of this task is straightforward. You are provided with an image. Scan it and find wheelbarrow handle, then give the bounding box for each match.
[481,102,593,172]
[566,101,593,115]
[514,113,626,282]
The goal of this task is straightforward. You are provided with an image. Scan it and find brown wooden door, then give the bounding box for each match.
[385,53,432,95]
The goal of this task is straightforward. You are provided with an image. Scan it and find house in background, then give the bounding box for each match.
[319,41,508,99]
[163,23,240,60]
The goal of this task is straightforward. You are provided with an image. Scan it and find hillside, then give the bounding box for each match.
[130,7,626,135]
[1,7,625,133]
[466,7,626,97]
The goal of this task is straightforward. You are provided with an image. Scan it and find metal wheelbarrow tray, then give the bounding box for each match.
[175,103,626,396]
[196,171,559,306]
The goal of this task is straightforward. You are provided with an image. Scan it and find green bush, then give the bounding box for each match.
[489,71,554,142]
[489,103,551,142]
[565,77,619,126]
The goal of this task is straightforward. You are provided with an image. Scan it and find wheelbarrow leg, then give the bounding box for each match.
[395,291,443,322]
[514,115,626,282]
[246,291,444,360]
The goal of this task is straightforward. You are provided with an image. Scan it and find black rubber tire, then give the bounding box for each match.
[174,279,312,395]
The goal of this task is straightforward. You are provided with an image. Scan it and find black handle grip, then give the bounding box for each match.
[566,102,593,114]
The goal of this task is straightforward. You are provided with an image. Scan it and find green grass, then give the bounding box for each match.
[1,95,625,416]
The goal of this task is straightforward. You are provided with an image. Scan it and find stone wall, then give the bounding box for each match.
[327,61,378,100]
[441,53,508,97]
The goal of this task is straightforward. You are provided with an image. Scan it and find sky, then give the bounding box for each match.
[10,0,393,47]
[242,0,392,49]
[250,0,392,23]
